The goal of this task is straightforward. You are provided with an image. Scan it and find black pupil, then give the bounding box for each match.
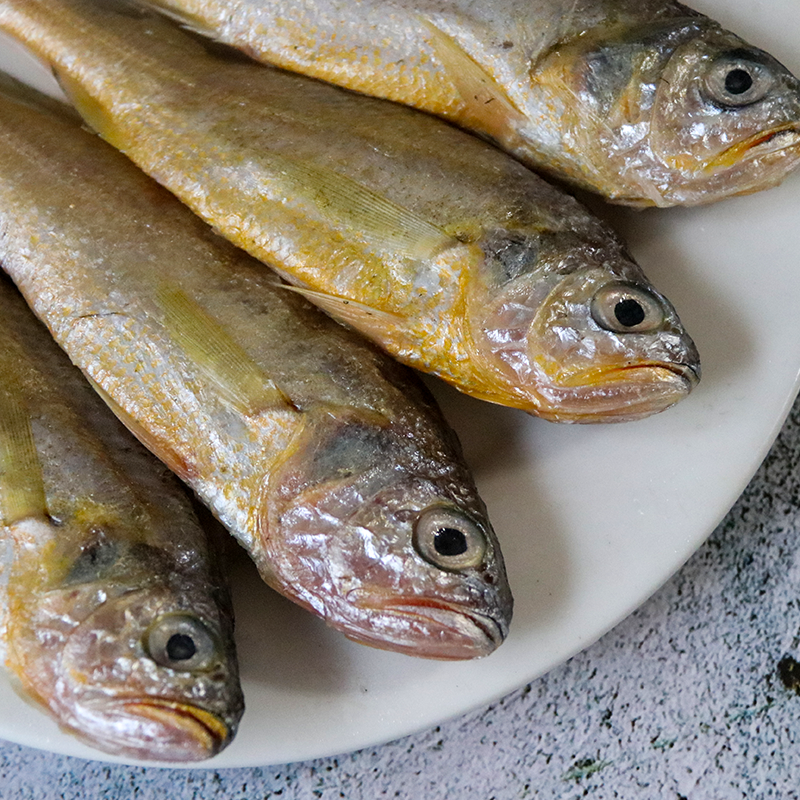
[725,68,753,95]
[433,527,468,557]
[614,298,646,328]
[166,633,196,661]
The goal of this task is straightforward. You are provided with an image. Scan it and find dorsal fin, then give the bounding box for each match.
[0,388,48,526]
[156,284,291,416]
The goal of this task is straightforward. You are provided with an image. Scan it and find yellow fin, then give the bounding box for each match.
[269,151,455,261]
[281,284,405,332]
[53,70,125,146]
[84,375,198,483]
[137,0,219,38]
[156,285,290,416]
[419,17,528,134]
[0,388,47,526]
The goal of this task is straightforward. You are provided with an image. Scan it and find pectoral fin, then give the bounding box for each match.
[270,152,455,262]
[0,389,47,526]
[156,284,291,416]
[137,0,218,39]
[53,70,124,146]
[281,284,405,333]
[419,17,528,135]
[84,374,198,483]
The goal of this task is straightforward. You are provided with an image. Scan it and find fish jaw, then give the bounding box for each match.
[39,697,231,762]
[684,124,800,203]
[341,596,507,660]
[526,362,699,424]
[112,700,231,761]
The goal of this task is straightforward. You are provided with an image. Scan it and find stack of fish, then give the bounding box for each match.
[0,0,796,761]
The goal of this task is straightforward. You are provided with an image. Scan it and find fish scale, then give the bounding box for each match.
[0,72,513,661]
[142,0,800,206]
[0,0,700,421]
[0,273,244,762]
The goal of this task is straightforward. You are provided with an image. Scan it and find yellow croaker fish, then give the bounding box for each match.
[0,0,700,423]
[0,74,512,661]
[0,274,243,762]
[143,0,800,207]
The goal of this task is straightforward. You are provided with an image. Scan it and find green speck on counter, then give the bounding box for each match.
[651,736,677,751]
[562,758,612,781]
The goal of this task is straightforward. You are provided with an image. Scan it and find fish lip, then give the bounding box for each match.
[554,361,700,392]
[609,361,701,387]
[117,699,231,761]
[711,124,800,169]
[533,362,699,422]
[357,596,508,660]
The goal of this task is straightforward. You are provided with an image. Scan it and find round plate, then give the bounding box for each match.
[0,0,798,767]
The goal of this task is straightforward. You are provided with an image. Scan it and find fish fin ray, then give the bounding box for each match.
[52,70,123,146]
[84,374,197,482]
[0,389,47,526]
[418,17,528,133]
[156,284,291,415]
[281,284,405,330]
[278,154,454,261]
[137,0,219,39]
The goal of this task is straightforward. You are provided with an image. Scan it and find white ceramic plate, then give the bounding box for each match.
[0,0,798,768]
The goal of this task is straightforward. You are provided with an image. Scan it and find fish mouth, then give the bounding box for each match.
[708,124,800,170]
[114,700,231,761]
[347,596,508,660]
[535,362,699,423]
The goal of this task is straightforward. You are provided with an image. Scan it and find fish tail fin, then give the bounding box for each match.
[0,388,48,526]
[156,283,292,416]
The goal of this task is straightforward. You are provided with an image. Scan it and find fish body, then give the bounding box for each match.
[144,0,800,206]
[0,73,512,660]
[0,0,699,422]
[0,274,243,761]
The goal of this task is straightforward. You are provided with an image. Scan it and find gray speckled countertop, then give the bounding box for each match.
[3,399,800,798]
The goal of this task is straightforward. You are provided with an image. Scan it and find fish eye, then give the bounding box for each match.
[412,506,487,571]
[704,52,775,108]
[145,614,219,672]
[591,283,665,334]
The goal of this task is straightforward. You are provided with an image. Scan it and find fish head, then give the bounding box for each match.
[470,230,700,421]
[541,18,800,205]
[8,522,243,762]
[261,414,512,660]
